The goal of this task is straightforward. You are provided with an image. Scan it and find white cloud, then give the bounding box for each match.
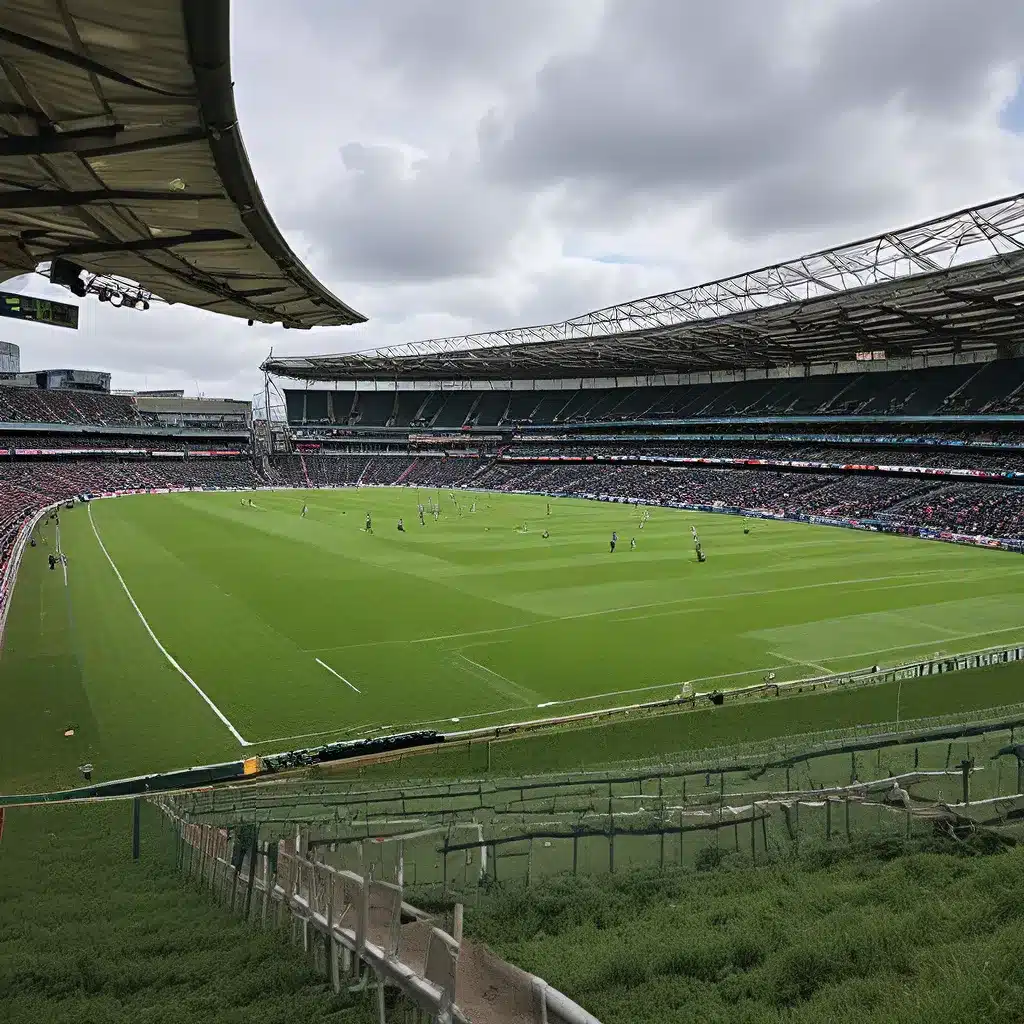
[6,0,1024,396]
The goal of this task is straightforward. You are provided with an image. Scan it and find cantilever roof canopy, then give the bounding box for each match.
[265,192,1024,380]
[0,0,365,328]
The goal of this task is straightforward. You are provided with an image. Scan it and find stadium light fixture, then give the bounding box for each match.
[41,262,157,313]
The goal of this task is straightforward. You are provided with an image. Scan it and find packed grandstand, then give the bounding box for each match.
[4,356,1024,590]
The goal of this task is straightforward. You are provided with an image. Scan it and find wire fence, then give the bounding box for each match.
[165,716,1024,903]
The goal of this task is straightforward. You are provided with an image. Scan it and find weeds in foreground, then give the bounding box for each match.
[461,834,1024,1024]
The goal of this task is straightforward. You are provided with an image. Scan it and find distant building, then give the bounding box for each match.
[0,341,18,373]
[0,367,110,392]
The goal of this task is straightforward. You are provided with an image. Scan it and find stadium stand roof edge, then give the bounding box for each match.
[0,0,365,329]
[263,191,1024,380]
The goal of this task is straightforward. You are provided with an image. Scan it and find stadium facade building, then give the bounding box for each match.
[3,368,112,393]
[129,393,252,433]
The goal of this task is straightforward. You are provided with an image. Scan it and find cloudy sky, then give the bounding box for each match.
[4,0,1024,398]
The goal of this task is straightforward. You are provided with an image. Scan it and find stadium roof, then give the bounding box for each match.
[264,192,1024,381]
[0,0,365,328]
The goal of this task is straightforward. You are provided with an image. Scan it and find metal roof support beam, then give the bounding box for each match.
[0,27,191,99]
[0,124,122,157]
[55,227,242,258]
[877,303,970,352]
[0,126,209,160]
[0,189,222,210]
[943,288,1024,321]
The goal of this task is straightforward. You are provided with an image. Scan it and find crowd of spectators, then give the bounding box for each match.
[266,453,487,489]
[1,432,247,453]
[263,453,1024,539]
[0,386,142,426]
[507,441,1024,473]
[0,458,260,575]
[0,458,258,500]
[473,461,1024,539]
[882,486,1024,539]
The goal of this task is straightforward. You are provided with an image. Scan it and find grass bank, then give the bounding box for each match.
[464,836,1024,1024]
[0,801,374,1024]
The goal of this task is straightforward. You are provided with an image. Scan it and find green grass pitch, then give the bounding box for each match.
[2,486,1024,793]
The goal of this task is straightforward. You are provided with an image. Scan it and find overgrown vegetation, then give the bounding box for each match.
[0,801,374,1024]
[463,836,1024,1023]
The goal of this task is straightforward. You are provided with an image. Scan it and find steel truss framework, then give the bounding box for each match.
[0,0,364,328]
[265,192,1024,381]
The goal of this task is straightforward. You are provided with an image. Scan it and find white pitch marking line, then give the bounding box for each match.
[56,523,68,587]
[460,654,516,688]
[770,651,834,676]
[315,657,361,693]
[87,504,250,747]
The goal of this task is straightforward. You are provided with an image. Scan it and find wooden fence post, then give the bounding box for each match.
[131,798,141,861]
[244,826,260,919]
[751,804,757,864]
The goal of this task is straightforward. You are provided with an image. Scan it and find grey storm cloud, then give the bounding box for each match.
[479,0,1024,231]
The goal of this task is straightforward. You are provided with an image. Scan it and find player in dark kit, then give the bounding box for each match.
[610,531,617,553]
[365,513,373,534]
